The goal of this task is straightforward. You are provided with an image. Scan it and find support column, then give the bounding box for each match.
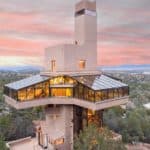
[40,105,74,150]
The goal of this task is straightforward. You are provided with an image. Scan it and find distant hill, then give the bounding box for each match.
[0,65,44,73]
[0,64,150,73]
[99,64,150,72]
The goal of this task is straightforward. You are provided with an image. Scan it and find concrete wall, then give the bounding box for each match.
[41,105,73,150]
[44,45,65,71]
[75,13,97,45]
[45,43,97,72]
[64,44,97,71]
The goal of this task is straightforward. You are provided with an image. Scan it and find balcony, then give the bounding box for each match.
[4,95,129,110]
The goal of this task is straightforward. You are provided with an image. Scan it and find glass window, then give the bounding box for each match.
[95,91,102,102]
[8,89,17,100]
[118,88,123,97]
[35,83,43,98]
[74,85,79,98]
[43,81,49,97]
[66,88,73,97]
[108,89,114,99]
[50,76,75,85]
[65,76,76,84]
[123,87,129,96]
[50,76,64,85]
[26,86,34,100]
[114,89,119,98]
[51,60,56,72]
[51,88,73,97]
[78,84,84,99]
[84,86,89,100]
[101,90,108,100]
[88,89,95,102]
[79,60,86,69]
[18,89,26,101]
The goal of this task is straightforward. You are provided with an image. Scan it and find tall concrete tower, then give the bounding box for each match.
[75,0,97,46]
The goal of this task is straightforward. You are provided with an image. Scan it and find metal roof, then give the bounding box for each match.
[5,75,49,90]
[73,75,128,90]
[5,74,128,91]
[92,75,127,90]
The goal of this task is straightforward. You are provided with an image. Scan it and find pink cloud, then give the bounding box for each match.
[0,11,73,38]
[0,36,51,57]
[98,44,150,66]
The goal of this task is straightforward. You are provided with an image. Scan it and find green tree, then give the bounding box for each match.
[0,114,15,139]
[74,124,126,150]
[104,107,150,143]
[0,136,8,150]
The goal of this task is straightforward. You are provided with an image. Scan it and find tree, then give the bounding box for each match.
[103,107,150,143]
[74,124,126,150]
[0,136,8,150]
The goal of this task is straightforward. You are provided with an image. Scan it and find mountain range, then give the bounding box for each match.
[0,64,150,73]
[99,64,150,72]
[0,65,43,73]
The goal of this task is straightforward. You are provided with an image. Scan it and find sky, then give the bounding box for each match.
[0,0,150,67]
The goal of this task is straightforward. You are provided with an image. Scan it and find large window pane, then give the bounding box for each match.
[50,76,64,85]
[118,88,123,97]
[79,60,86,69]
[65,77,76,84]
[74,85,79,98]
[18,89,26,101]
[51,88,73,97]
[114,89,119,98]
[101,90,108,100]
[66,88,73,97]
[78,84,84,99]
[123,87,129,96]
[35,83,43,98]
[108,89,114,99]
[95,91,102,102]
[88,89,95,102]
[50,76,76,85]
[26,86,34,100]
[84,87,89,100]
[43,81,49,97]
[12,90,17,100]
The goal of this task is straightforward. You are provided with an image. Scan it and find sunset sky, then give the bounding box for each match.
[0,0,150,67]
